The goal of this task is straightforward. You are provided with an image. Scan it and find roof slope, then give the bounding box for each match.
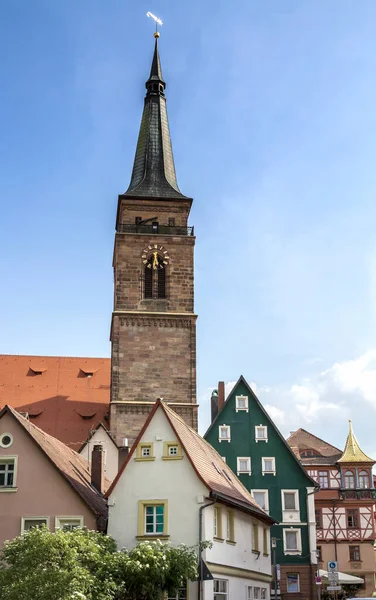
[0,355,110,450]
[287,428,343,465]
[107,400,275,524]
[338,421,374,464]
[2,405,109,519]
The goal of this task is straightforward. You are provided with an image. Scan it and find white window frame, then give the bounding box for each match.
[168,445,179,456]
[144,504,165,535]
[281,490,300,512]
[262,457,276,475]
[283,528,302,555]
[235,395,249,412]
[254,587,261,600]
[251,489,269,512]
[248,586,253,600]
[286,573,300,593]
[55,516,84,530]
[237,456,251,475]
[261,589,267,600]
[0,456,18,490]
[213,578,228,599]
[218,425,231,442]
[141,446,151,457]
[21,516,50,534]
[0,433,14,449]
[255,425,268,442]
[221,456,226,463]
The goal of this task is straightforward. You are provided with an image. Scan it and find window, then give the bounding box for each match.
[282,490,299,511]
[137,500,168,537]
[317,546,322,561]
[344,470,355,489]
[251,490,269,512]
[237,457,251,474]
[247,587,253,600]
[163,442,182,460]
[346,509,359,528]
[318,471,329,489]
[235,395,248,411]
[252,523,259,551]
[0,433,13,449]
[167,583,187,600]
[21,517,49,533]
[261,589,267,600]
[254,588,260,600]
[213,579,228,600]
[214,505,223,539]
[315,509,323,529]
[225,510,235,543]
[262,457,275,475]
[359,470,369,488]
[349,545,360,561]
[168,217,175,227]
[263,528,269,555]
[143,253,166,299]
[135,443,155,462]
[283,529,302,554]
[286,574,300,593]
[55,517,84,531]
[218,425,230,442]
[300,449,320,458]
[0,457,17,489]
[255,426,268,442]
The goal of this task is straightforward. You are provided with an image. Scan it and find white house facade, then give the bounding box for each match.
[79,423,119,482]
[106,400,275,600]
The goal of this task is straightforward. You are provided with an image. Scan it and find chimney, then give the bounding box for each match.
[118,438,129,472]
[211,389,219,423]
[218,381,225,413]
[91,444,105,494]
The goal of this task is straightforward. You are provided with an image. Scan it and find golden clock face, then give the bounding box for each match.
[142,244,169,270]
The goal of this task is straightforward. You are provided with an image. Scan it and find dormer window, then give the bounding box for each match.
[235,396,248,412]
[219,425,231,442]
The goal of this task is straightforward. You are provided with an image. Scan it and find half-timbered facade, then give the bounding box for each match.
[288,423,376,596]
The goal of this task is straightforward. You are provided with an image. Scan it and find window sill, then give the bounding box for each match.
[0,487,18,493]
[135,457,155,462]
[136,534,170,541]
[218,439,231,443]
[162,456,183,461]
[252,549,260,555]
[226,540,236,546]
[255,439,268,443]
[284,551,302,556]
[262,472,276,476]
[213,536,225,543]
[237,472,251,476]
[263,553,269,557]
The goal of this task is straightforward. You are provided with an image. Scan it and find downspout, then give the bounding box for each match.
[198,499,216,600]
[307,487,320,600]
[332,499,338,561]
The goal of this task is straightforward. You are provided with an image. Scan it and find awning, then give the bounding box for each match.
[319,570,364,585]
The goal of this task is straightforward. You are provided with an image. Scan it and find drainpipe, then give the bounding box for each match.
[307,487,320,600]
[198,499,216,600]
[332,499,338,561]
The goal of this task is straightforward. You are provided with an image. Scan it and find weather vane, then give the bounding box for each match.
[146,11,163,37]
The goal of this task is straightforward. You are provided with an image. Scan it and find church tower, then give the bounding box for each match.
[110,34,198,446]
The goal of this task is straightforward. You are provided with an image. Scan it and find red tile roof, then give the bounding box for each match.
[1,405,109,520]
[0,355,111,450]
[107,400,276,525]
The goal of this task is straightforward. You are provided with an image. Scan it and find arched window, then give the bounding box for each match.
[143,253,166,299]
[359,470,369,489]
[344,470,355,489]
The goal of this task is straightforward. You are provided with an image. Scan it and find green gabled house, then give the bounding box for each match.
[204,376,318,600]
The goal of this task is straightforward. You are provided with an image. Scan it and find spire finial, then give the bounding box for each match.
[146,11,163,35]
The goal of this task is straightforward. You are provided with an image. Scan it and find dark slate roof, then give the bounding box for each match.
[300,455,342,467]
[124,37,189,200]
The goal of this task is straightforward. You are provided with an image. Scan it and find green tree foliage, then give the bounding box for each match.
[0,528,201,600]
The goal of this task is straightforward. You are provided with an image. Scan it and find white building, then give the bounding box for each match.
[106,400,275,600]
[79,422,120,482]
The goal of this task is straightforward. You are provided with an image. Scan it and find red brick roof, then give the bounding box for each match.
[1,405,109,520]
[0,355,110,450]
[287,428,341,456]
[107,400,275,525]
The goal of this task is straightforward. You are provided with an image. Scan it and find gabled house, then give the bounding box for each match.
[106,399,275,600]
[0,405,109,546]
[288,423,376,596]
[204,377,318,600]
[79,422,121,482]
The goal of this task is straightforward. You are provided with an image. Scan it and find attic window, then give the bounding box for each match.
[29,367,47,376]
[79,368,97,378]
[235,395,249,412]
[300,449,320,458]
[212,463,222,475]
[223,470,232,482]
[76,411,97,420]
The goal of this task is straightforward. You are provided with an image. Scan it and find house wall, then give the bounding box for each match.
[107,406,272,600]
[0,413,97,545]
[79,426,119,482]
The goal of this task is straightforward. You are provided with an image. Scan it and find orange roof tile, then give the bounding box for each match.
[107,400,276,524]
[2,405,109,520]
[0,355,111,450]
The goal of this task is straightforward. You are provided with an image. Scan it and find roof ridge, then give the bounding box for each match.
[0,354,109,360]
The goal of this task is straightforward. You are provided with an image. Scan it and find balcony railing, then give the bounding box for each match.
[118,224,194,236]
[339,489,376,500]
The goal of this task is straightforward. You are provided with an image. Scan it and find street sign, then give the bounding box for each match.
[276,564,281,581]
[315,576,322,585]
[327,573,339,585]
[327,586,341,591]
[328,561,338,572]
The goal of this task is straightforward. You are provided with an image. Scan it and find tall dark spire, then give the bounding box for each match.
[124,34,188,199]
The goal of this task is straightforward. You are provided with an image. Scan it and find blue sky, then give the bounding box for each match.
[1,1,376,453]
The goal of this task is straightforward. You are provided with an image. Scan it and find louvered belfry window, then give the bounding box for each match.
[144,254,166,299]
